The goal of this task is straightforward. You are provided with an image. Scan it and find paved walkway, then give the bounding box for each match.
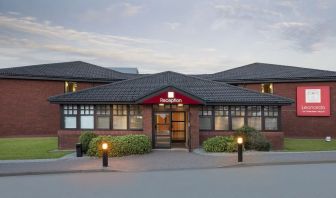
[1,149,336,176]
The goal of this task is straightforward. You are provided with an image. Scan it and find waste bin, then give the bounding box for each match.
[76,143,83,157]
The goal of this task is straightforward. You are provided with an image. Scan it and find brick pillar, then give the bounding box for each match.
[189,105,200,149]
[142,105,153,140]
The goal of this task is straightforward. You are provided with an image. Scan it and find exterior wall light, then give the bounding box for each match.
[237,137,243,163]
[102,143,108,167]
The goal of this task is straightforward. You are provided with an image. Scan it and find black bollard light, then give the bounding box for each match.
[237,137,243,163]
[102,142,108,167]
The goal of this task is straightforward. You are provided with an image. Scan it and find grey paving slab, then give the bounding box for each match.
[1,150,336,176]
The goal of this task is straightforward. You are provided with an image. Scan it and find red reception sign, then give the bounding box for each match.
[296,86,330,116]
[141,89,202,104]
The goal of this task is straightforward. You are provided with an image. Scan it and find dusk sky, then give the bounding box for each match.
[0,0,336,73]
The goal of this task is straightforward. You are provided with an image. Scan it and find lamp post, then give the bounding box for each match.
[102,143,108,167]
[237,137,243,163]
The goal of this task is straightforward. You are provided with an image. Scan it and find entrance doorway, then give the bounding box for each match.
[154,111,186,149]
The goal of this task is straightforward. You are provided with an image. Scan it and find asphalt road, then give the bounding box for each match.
[0,163,335,198]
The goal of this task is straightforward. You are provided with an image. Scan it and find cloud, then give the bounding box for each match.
[122,3,142,17]
[0,14,239,73]
[81,2,142,22]
[211,0,336,52]
[164,22,181,30]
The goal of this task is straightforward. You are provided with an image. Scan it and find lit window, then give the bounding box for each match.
[113,105,127,130]
[65,81,77,93]
[214,106,229,130]
[96,105,110,129]
[264,106,279,130]
[261,83,273,94]
[247,106,262,130]
[129,105,143,129]
[231,106,245,130]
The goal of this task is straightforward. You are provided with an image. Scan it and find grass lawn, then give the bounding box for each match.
[0,137,72,160]
[284,138,336,151]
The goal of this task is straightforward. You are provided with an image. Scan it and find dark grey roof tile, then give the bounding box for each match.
[49,71,293,105]
[0,61,139,82]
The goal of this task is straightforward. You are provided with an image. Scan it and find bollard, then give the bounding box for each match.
[237,137,243,163]
[102,143,108,167]
[76,143,83,157]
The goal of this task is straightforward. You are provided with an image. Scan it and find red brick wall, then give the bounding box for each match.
[189,105,200,149]
[199,131,284,150]
[241,82,336,138]
[0,79,104,137]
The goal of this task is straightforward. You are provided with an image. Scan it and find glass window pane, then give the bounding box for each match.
[172,122,185,131]
[97,117,110,129]
[129,116,143,129]
[113,116,127,129]
[265,118,278,130]
[200,117,212,130]
[172,112,184,121]
[248,117,262,130]
[80,116,94,129]
[215,116,229,130]
[232,117,244,130]
[64,116,76,129]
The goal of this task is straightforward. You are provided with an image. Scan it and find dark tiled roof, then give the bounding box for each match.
[108,67,139,74]
[49,71,293,105]
[0,61,138,82]
[199,63,336,83]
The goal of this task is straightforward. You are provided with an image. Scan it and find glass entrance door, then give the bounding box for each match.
[171,112,186,142]
[154,112,171,148]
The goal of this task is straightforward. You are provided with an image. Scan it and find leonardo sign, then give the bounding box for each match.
[297,86,330,116]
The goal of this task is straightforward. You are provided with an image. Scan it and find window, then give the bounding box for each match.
[264,106,279,130]
[129,105,143,129]
[113,105,127,129]
[199,106,213,130]
[261,83,273,94]
[63,105,77,129]
[214,106,229,130]
[247,106,262,130]
[64,81,77,93]
[231,106,245,130]
[80,105,94,129]
[96,105,110,129]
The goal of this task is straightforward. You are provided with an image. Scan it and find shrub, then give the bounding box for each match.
[235,126,271,151]
[203,136,237,152]
[87,135,152,157]
[79,131,98,153]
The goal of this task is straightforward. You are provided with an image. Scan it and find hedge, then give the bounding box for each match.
[87,135,152,157]
[202,136,237,152]
[79,131,98,154]
[235,126,271,151]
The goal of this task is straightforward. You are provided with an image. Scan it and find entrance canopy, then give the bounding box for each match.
[49,71,293,105]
